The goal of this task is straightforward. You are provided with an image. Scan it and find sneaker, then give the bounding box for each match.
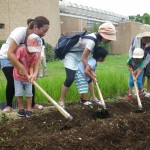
[58,101,65,109]
[18,109,26,117]
[34,104,44,110]
[2,106,12,113]
[127,94,132,101]
[139,93,143,98]
[26,111,32,117]
[145,92,150,98]
[90,97,102,105]
[80,99,92,106]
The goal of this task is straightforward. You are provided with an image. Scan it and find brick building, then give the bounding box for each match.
[0,0,150,54]
[0,0,61,46]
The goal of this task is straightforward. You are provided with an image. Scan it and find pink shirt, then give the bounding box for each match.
[13,46,39,82]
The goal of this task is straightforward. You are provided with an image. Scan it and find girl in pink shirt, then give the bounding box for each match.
[13,33,42,117]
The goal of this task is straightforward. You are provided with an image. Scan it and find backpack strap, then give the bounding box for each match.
[81,36,97,45]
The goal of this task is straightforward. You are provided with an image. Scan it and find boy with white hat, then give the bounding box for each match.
[129,32,150,97]
[13,33,42,117]
[127,48,144,100]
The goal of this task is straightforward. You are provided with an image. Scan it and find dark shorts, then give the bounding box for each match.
[144,62,150,79]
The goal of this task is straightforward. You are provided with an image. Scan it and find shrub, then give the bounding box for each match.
[45,43,55,62]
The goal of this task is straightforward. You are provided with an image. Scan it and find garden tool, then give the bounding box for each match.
[133,79,143,112]
[95,82,110,119]
[131,72,143,112]
[32,81,73,121]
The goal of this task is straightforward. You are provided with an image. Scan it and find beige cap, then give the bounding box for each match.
[98,22,116,41]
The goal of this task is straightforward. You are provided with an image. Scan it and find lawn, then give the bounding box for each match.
[0,55,129,104]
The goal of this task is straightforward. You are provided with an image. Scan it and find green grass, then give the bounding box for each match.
[0,55,129,104]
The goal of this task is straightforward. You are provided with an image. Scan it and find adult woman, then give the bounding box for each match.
[0,16,49,112]
[129,32,150,97]
[59,22,116,108]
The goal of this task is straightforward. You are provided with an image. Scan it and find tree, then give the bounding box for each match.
[129,13,150,25]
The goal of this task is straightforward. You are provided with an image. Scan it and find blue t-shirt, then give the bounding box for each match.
[78,57,97,81]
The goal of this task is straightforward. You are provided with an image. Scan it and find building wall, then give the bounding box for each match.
[1,1,150,54]
[0,0,61,46]
[61,16,87,34]
[111,22,150,54]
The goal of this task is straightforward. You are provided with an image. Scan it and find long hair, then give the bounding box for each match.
[27,16,49,29]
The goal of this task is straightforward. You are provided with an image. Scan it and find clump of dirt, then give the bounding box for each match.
[0,97,150,150]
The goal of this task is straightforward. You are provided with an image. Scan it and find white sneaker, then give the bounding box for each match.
[58,101,65,109]
[145,92,150,98]
[80,99,92,106]
[90,97,102,105]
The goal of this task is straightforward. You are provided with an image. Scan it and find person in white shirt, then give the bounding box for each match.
[58,22,116,108]
[38,38,47,77]
[0,16,49,112]
[129,32,150,97]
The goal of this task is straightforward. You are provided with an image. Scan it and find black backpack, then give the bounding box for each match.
[54,31,97,60]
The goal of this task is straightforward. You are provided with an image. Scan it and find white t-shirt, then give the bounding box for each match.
[0,27,27,59]
[62,33,97,70]
[70,33,97,53]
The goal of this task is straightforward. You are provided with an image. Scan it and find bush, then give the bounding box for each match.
[45,43,55,62]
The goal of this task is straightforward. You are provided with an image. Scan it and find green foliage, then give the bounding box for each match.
[129,13,150,25]
[0,55,132,104]
[45,43,55,62]
[88,23,100,33]
[0,40,5,48]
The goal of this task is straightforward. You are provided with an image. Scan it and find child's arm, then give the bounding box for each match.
[133,69,143,81]
[84,65,97,84]
[127,64,133,73]
[27,64,34,82]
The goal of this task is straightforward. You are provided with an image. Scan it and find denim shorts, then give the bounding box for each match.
[129,72,143,88]
[14,79,33,97]
[0,59,13,69]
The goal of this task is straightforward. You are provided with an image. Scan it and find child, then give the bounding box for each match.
[38,38,47,78]
[127,47,144,100]
[13,33,42,117]
[75,46,108,105]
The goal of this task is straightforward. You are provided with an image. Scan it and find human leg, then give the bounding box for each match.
[144,62,150,97]
[137,72,144,96]
[127,73,134,100]
[59,68,76,107]
[2,67,14,111]
[75,70,91,105]
[42,57,47,76]
[25,82,33,117]
[88,81,97,100]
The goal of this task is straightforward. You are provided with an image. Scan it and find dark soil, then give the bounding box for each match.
[0,97,150,150]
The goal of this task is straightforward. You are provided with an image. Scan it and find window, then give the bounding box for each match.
[87,20,94,27]
[0,24,5,29]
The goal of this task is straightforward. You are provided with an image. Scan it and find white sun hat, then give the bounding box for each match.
[137,32,150,38]
[133,48,144,58]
